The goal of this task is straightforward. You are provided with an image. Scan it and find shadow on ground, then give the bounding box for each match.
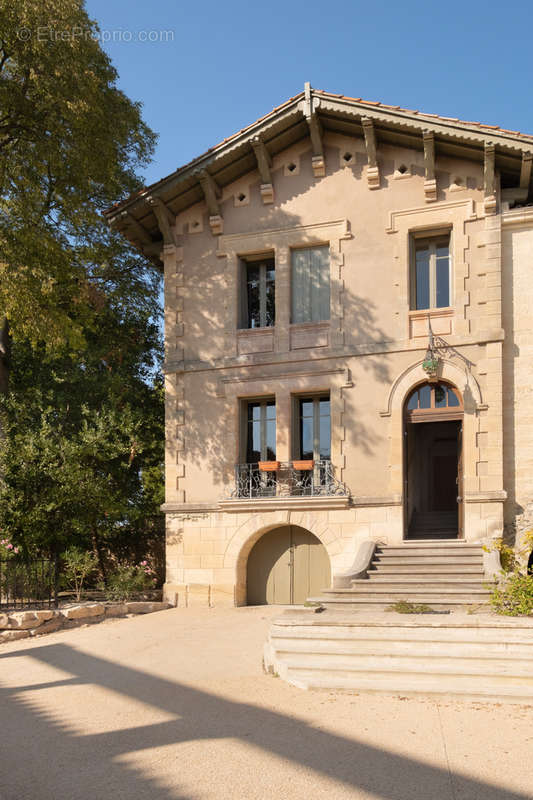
[0,642,529,800]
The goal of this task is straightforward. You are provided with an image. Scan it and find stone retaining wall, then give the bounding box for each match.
[0,601,171,643]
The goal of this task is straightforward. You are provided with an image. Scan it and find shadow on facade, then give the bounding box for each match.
[169,185,393,491]
[1,642,529,800]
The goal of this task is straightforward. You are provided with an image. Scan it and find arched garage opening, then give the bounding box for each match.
[247,525,330,605]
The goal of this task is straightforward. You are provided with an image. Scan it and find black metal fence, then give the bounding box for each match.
[0,558,58,610]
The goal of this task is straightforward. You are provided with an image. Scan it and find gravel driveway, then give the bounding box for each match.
[0,605,531,800]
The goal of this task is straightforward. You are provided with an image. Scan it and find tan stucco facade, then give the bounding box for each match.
[107,88,533,606]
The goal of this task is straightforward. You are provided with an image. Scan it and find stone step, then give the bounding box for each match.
[357,579,491,590]
[270,636,533,659]
[309,596,490,608]
[270,620,533,644]
[279,653,533,678]
[281,669,533,702]
[322,588,491,598]
[370,564,484,574]
[373,556,484,565]
[380,545,481,556]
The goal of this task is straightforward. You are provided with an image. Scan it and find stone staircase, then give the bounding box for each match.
[311,540,492,610]
[264,611,533,703]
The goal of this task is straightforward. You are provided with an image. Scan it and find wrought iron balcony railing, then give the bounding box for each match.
[231,460,348,499]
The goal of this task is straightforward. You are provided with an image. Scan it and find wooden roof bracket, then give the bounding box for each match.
[110,210,163,263]
[423,131,437,202]
[251,136,274,204]
[520,151,533,190]
[147,196,177,246]
[304,82,325,177]
[484,143,497,215]
[197,169,223,235]
[362,117,379,189]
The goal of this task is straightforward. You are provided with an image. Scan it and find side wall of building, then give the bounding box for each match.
[502,210,533,554]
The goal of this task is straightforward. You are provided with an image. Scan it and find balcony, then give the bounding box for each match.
[231,460,348,499]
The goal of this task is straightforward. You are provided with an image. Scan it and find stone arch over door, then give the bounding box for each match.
[224,512,342,605]
[381,359,483,538]
[247,525,331,605]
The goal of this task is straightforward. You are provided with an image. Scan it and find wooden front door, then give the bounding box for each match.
[247,526,330,605]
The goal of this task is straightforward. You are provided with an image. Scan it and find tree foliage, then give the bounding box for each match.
[0,0,158,351]
[0,1,165,575]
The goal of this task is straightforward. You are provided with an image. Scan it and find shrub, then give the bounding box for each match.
[62,547,98,602]
[102,561,157,603]
[490,573,533,616]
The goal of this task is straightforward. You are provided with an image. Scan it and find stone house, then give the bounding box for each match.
[106,85,533,607]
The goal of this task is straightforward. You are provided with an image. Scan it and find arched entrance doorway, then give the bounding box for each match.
[404,381,464,539]
[247,526,330,605]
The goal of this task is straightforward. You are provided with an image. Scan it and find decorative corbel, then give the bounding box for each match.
[423,131,437,202]
[520,151,532,191]
[362,118,379,189]
[304,82,325,177]
[197,169,223,234]
[147,196,177,246]
[251,137,274,204]
[484,143,497,215]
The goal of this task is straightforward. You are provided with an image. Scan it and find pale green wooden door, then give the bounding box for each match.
[247,526,330,605]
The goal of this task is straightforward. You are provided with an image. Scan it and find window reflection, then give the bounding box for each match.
[405,383,462,413]
[247,400,276,462]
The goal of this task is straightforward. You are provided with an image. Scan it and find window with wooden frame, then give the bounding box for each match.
[410,232,451,311]
[239,254,275,329]
[243,399,276,463]
[296,395,331,461]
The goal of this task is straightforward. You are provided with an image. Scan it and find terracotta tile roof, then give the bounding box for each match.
[313,89,533,140]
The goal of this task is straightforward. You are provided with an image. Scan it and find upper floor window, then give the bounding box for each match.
[241,256,275,329]
[291,245,330,323]
[298,395,331,461]
[246,399,276,462]
[411,234,451,310]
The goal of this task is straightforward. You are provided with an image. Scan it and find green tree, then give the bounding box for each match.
[0,0,158,375]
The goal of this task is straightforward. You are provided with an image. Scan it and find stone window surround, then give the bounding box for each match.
[215,366,352,504]
[386,197,478,341]
[216,219,352,358]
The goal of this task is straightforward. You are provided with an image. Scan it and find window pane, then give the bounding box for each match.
[436,255,450,307]
[247,420,261,462]
[301,418,313,460]
[319,398,330,416]
[301,400,314,418]
[246,264,260,328]
[415,248,430,310]
[407,391,418,410]
[319,414,331,460]
[265,419,276,460]
[248,403,261,422]
[435,384,446,408]
[266,401,276,420]
[265,264,275,327]
[419,384,431,408]
[448,387,460,407]
[291,247,330,322]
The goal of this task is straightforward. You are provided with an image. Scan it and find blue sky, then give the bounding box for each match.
[86,0,533,188]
